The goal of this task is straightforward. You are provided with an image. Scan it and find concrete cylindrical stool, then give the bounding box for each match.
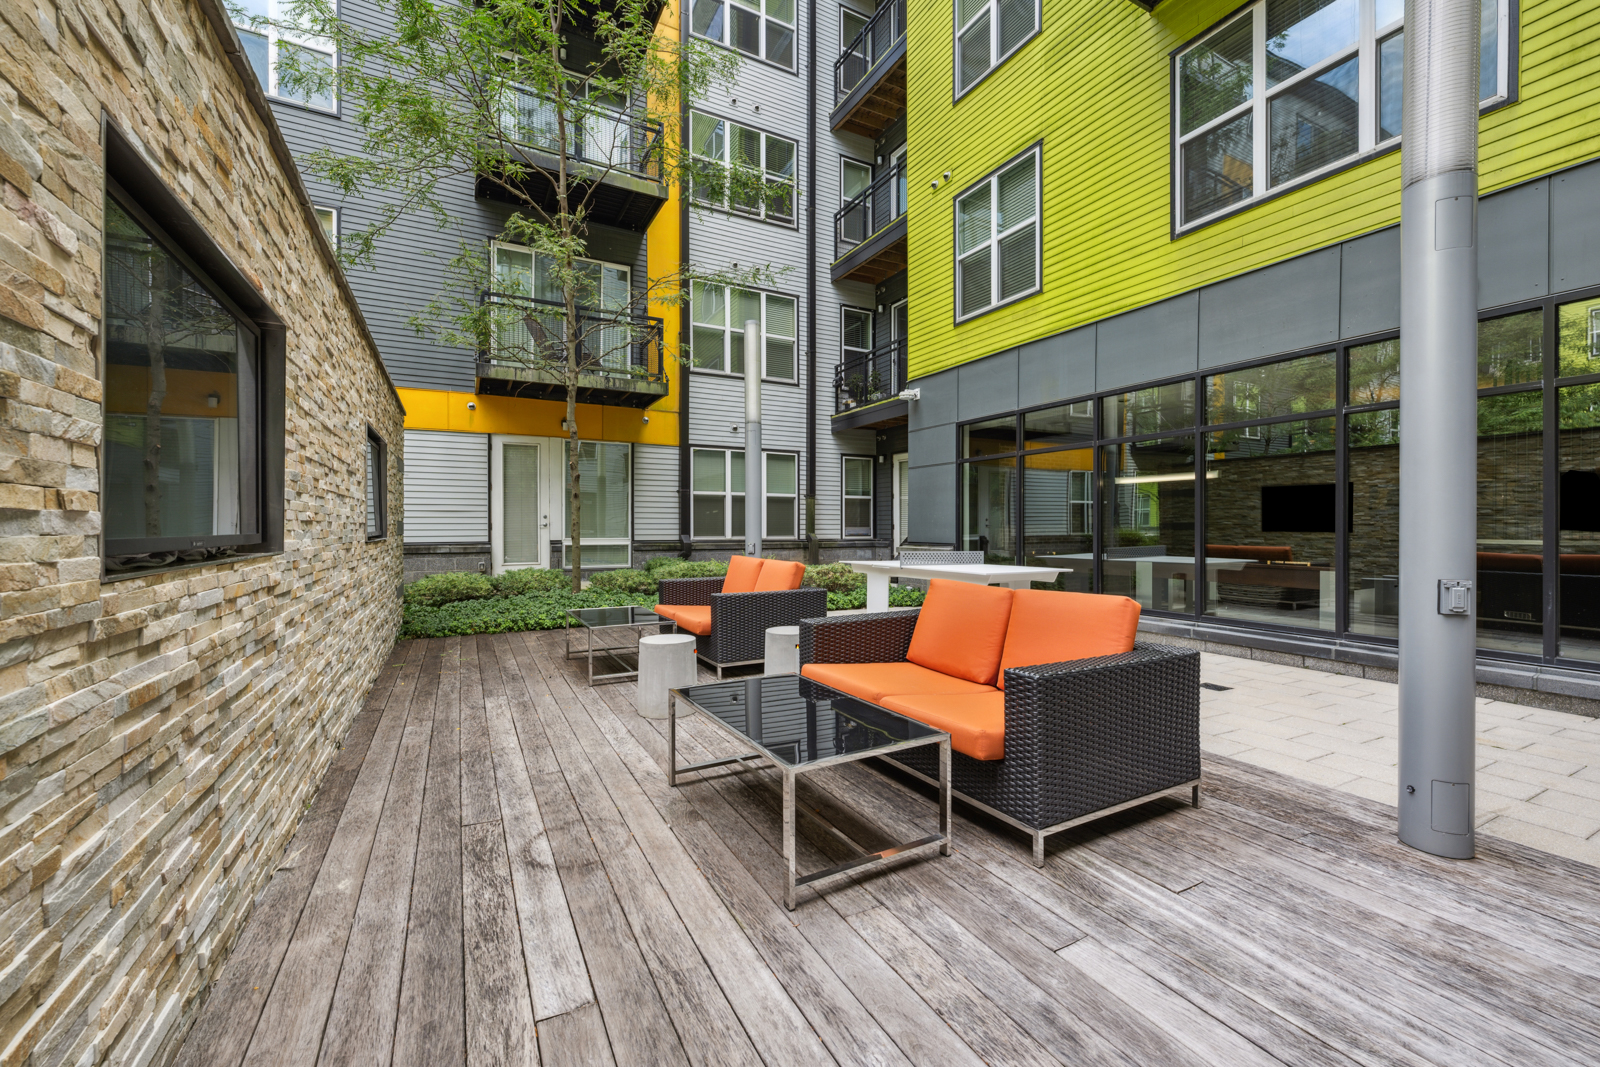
[765,625,800,676]
[637,633,697,719]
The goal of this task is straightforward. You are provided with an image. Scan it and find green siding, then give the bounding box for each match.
[906,0,1600,378]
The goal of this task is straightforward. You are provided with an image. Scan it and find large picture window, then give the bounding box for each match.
[691,449,798,539]
[690,284,798,380]
[232,0,337,111]
[103,188,261,564]
[565,441,631,568]
[1175,0,1513,228]
[954,0,1038,96]
[690,113,796,223]
[691,0,796,68]
[954,148,1040,320]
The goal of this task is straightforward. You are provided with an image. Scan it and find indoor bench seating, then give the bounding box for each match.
[656,555,827,677]
[798,580,1200,865]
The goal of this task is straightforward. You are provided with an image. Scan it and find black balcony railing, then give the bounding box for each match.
[480,291,665,384]
[835,338,906,413]
[502,86,663,182]
[836,0,906,101]
[836,161,907,260]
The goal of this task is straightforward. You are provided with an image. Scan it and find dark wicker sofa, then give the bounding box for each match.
[657,568,827,677]
[799,608,1200,865]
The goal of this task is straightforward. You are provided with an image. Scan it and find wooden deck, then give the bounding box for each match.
[176,632,1600,1067]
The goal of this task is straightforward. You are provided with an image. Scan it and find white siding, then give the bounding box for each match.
[633,444,680,539]
[404,430,489,541]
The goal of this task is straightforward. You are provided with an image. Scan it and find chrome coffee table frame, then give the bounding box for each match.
[668,680,952,910]
[564,607,666,685]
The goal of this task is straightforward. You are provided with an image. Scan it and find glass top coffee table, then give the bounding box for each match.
[564,606,667,685]
[668,674,951,910]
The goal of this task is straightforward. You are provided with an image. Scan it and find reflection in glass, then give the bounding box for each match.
[1480,0,1499,102]
[1206,352,1336,425]
[964,416,1018,457]
[1348,410,1400,637]
[1183,112,1253,224]
[962,458,1018,563]
[1099,436,1197,612]
[1556,297,1600,379]
[1023,448,1095,593]
[1477,390,1545,655]
[1266,0,1358,86]
[1022,401,1094,450]
[1268,55,1359,187]
[1378,31,1403,141]
[1559,383,1600,661]
[1348,338,1400,404]
[1180,14,1253,135]
[1203,419,1337,629]
[1102,380,1196,439]
[1479,309,1544,388]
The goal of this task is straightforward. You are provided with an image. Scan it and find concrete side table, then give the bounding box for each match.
[637,633,697,719]
[764,625,800,676]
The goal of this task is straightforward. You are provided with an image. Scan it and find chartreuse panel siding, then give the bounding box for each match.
[905,0,1600,379]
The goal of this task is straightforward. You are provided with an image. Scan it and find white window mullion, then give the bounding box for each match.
[1358,0,1377,153]
[1251,1,1267,199]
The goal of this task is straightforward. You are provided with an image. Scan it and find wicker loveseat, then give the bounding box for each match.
[798,580,1200,864]
[655,556,827,677]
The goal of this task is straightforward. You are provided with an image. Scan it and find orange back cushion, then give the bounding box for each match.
[723,555,765,593]
[997,590,1140,688]
[906,580,1014,685]
[754,559,805,591]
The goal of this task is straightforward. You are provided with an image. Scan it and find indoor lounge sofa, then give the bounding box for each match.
[656,556,827,677]
[798,580,1200,864]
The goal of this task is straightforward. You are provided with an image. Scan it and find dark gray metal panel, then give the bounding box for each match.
[1095,292,1199,392]
[1340,227,1401,339]
[1199,248,1340,369]
[1017,326,1095,406]
[1478,180,1548,308]
[907,463,955,545]
[957,348,1018,421]
[907,424,956,467]
[1550,160,1600,293]
[907,368,957,429]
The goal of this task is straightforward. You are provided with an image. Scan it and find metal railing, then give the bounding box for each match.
[480,291,665,384]
[835,338,906,413]
[835,161,907,260]
[501,86,663,181]
[836,0,906,102]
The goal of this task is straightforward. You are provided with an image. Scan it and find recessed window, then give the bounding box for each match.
[692,0,796,68]
[690,284,797,380]
[314,206,337,248]
[843,456,874,537]
[954,148,1040,320]
[232,0,337,111]
[365,428,387,540]
[954,0,1037,96]
[690,113,796,223]
[1176,0,1514,229]
[691,449,798,538]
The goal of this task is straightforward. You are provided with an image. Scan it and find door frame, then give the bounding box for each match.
[892,451,909,552]
[491,434,559,574]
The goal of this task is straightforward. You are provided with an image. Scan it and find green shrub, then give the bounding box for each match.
[400,589,656,638]
[404,571,493,607]
[801,562,867,594]
[586,568,660,596]
[652,559,729,581]
[824,586,924,611]
[489,567,572,597]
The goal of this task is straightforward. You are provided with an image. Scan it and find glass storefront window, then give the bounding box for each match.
[963,415,1018,457]
[1022,401,1094,450]
[1202,418,1338,630]
[1348,338,1400,405]
[1477,389,1545,655]
[1347,409,1400,637]
[1022,447,1095,592]
[1559,382,1600,662]
[1099,435,1197,612]
[1556,297,1600,379]
[962,457,1018,562]
[1102,380,1195,439]
[1479,309,1544,389]
[1205,352,1336,425]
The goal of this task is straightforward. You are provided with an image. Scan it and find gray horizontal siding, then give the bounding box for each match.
[633,444,680,540]
[404,430,489,541]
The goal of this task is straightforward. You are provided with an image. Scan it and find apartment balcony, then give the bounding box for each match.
[832,163,908,284]
[477,87,668,232]
[475,291,668,408]
[833,338,908,429]
[831,0,906,138]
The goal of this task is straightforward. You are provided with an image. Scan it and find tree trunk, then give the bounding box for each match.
[567,291,582,593]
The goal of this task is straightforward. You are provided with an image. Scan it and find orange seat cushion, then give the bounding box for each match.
[905,580,1014,685]
[800,662,997,704]
[723,555,765,593]
[754,559,805,591]
[654,604,712,635]
[997,590,1140,689]
[881,692,1007,761]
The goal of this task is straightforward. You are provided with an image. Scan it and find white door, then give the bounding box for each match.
[892,452,909,551]
[492,435,548,573]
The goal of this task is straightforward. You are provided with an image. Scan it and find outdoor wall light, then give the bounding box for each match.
[943,171,951,182]
[898,388,920,401]
[466,401,477,410]
[642,415,650,424]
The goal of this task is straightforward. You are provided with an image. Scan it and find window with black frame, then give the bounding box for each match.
[102,188,261,570]
[1020,402,1094,592]
[366,428,387,540]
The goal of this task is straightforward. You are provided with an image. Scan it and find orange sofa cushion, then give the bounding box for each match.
[881,692,1007,761]
[654,604,712,635]
[754,559,805,591]
[723,555,765,592]
[905,580,1014,685]
[997,590,1140,689]
[800,662,997,704]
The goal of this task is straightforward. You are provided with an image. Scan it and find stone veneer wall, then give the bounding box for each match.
[0,0,404,1063]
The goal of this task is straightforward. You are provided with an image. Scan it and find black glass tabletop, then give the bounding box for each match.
[566,606,665,627]
[672,673,945,768]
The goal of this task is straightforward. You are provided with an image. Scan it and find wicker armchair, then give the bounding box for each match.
[658,573,828,677]
[799,608,1200,864]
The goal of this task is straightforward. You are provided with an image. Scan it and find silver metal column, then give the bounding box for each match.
[744,319,763,558]
[1398,0,1481,859]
